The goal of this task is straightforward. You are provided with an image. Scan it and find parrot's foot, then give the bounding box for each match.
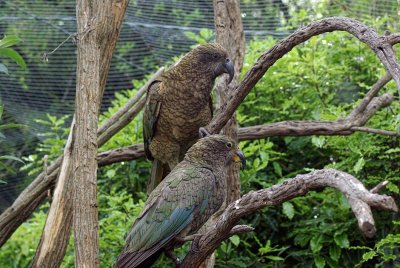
[165,249,180,268]
[175,233,203,243]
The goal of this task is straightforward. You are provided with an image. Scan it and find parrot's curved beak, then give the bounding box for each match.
[232,149,246,169]
[223,59,235,84]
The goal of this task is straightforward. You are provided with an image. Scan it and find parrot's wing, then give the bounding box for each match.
[143,79,163,160]
[116,165,215,268]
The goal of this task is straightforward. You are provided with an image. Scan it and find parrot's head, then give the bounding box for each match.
[186,130,246,169]
[181,43,235,83]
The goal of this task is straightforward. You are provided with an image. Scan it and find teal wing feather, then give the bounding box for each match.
[116,163,214,268]
[143,80,162,161]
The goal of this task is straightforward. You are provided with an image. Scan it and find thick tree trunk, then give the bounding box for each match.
[199,1,245,267]
[214,0,245,204]
[73,1,102,264]
[73,1,128,266]
[28,1,129,267]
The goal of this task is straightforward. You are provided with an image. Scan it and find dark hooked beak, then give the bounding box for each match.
[232,149,246,169]
[223,59,235,84]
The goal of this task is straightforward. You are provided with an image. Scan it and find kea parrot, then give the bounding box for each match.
[115,132,246,268]
[143,43,235,192]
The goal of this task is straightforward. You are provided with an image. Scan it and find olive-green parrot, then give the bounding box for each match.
[116,133,246,268]
[143,43,235,192]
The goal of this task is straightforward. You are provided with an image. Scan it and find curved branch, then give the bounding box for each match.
[206,17,400,134]
[180,169,398,267]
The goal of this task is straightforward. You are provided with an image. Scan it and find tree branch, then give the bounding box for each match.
[30,118,75,267]
[206,17,400,134]
[97,67,163,136]
[180,168,398,267]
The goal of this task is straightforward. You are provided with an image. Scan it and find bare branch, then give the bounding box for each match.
[370,180,389,194]
[229,225,254,236]
[348,72,392,119]
[97,67,163,136]
[98,144,144,166]
[97,97,146,145]
[350,127,400,136]
[31,117,75,267]
[180,169,398,267]
[386,33,400,46]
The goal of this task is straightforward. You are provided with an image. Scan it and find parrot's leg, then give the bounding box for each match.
[165,249,180,268]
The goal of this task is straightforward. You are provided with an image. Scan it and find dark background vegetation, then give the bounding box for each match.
[0,0,399,267]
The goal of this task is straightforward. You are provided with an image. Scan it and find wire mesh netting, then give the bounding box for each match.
[0,0,398,210]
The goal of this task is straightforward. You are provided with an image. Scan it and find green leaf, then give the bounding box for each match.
[312,136,326,148]
[334,233,349,248]
[106,169,116,179]
[329,244,341,261]
[266,255,284,261]
[282,202,294,220]
[229,235,240,247]
[0,47,27,70]
[314,255,326,268]
[0,36,21,48]
[310,235,324,253]
[386,182,399,194]
[273,162,282,177]
[353,157,365,174]
[0,63,8,74]
[361,251,377,262]
[0,155,25,164]
[0,123,27,131]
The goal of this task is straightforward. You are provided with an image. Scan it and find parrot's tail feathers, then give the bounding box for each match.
[147,160,169,193]
[115,247,162,268]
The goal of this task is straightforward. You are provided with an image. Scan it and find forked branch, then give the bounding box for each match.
[180,168,398,267]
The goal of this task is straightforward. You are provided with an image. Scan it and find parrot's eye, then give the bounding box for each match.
[213,54,219,59]
[226,142,233,148]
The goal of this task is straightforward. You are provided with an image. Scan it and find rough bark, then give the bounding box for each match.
[180,169,398,267]
[198,1,245,267]
[72,1,129,266]
[73,1,101,265]
[214,0,245,206]
[30,119,75,267]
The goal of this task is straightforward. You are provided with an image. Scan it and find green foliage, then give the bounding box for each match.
[185,28,214,46]
[226,17,399,267]
[2,6,399,268]
[0,35,27,180]
[21,113,70,176]
[0,103,26,180]
[0,205,46,268]
[0,35,27,74]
